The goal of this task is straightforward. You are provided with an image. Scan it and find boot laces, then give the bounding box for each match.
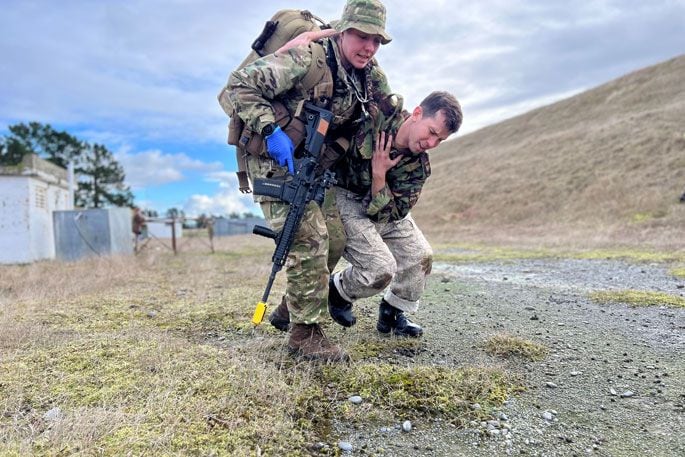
[309,324,332,347]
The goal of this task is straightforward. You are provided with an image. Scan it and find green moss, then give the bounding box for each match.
[433,243,685,264]
[433,244,556,263]
[321,363,522,426]
[348,337,422,359]
[630,210,667,224]
[0,331,322,455]
[485,334,549,361]
[590,290,685,308]
[572,249,684,263]
[670,266,685,279]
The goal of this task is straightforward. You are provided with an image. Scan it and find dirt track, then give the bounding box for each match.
[333,257,685,456]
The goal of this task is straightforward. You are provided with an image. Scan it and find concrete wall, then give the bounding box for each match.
[53,208,133,261]
[0,156,72,264]
[0,177,31,263]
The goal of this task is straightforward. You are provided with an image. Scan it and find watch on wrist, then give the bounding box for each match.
[261,123,276,137]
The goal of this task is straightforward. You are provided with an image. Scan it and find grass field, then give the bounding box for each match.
[1,236,523,455]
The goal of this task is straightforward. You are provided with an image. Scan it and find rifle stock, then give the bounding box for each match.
[250,102,336,325]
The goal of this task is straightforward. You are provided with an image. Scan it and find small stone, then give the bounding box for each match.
[609,388,618,396]
[470,403,481,410]
[402,420,412,432]
[43,407,62,422]
[348,395,363,404]
[546,382,558,389]
[542,411,554,421]
[570,371,581,376]
[498,412,509,421]
[338,441,353,452]
[620,391,635,398]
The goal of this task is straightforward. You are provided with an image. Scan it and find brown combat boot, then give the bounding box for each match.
[288,323,349,362]
[268,296,290,332]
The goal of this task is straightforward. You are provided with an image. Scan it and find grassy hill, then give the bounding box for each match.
[413,54,685,249]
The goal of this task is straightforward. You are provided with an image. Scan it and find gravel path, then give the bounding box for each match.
[332,258,685,456]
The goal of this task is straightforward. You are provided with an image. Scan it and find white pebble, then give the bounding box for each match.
[338,441,353,452]
[43,407,62,422]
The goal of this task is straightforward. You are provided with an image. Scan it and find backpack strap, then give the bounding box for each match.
[300,42,334,105]
[235,150,252,193]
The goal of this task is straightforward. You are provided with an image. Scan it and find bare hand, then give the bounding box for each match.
[275,29,339,55]
[371,131,401,177]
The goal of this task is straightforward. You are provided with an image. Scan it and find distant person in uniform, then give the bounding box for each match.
[680,190,685,203]
[132,206,146,251]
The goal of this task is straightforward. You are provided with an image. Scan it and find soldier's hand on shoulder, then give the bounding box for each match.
[275,29,339,56]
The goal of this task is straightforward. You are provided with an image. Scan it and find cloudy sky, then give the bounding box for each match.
[1,0,683,216]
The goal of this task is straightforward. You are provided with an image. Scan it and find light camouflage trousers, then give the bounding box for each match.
[260,188,344,324]
[334,187,433,313]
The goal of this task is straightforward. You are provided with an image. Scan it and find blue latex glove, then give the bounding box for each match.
[265,126,295,174]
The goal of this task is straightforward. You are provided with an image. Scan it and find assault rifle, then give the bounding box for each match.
[250,102,336,325]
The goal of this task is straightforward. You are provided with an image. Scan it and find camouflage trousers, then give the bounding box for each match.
[260,188,345,324]
[247,153,345,324]
[333,187,433,313]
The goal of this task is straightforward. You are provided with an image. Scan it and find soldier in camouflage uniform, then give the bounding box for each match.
[222,0,394,362]
[329,91,463,337]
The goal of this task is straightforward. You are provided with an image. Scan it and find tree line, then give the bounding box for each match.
[0,122,133,208]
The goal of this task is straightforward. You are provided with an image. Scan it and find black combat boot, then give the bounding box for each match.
[376,299,423,337]
[328,277,356,327]
[268,296,290,332]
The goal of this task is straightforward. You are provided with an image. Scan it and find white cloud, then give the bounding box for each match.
[115,147,223,188]
[183,173,260,217]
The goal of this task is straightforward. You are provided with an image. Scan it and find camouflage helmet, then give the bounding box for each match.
[332,0,392,44]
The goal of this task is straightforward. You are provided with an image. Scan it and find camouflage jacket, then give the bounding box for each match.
[226,37,392,159]
[334,108,432,223]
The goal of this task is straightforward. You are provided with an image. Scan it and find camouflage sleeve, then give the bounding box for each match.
[364,154,431,223]
[226,46,313,133]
